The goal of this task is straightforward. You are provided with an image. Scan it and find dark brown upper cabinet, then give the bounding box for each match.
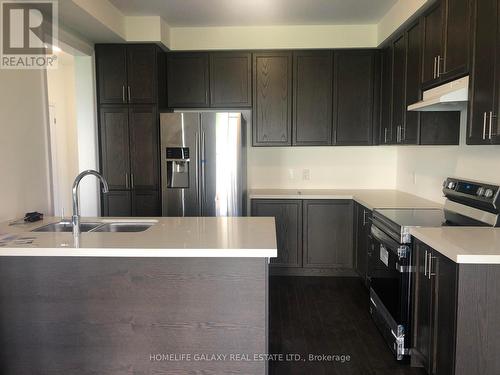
[422,2,444,87]
[422,0,471,88]
[292,50,333,146]
[126,45,158,104]
[380,45,394,145]
[333,50,377,145]
[253,51,293,146]
[468,0,499,145]
[167,52,210,108]
[96,45,127,105]
[392,34,407,144]
[96,44,159,105]
[210,52,252,108]
[404,22,422,145]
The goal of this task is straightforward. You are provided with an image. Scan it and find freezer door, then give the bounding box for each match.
[160,112,201,216]
[201,112,246,217]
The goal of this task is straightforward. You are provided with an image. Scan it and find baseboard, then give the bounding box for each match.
[269,267,358,277]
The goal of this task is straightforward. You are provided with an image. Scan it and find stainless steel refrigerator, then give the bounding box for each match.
[160,112,247,217]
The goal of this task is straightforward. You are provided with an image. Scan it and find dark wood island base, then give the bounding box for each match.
[0,257,269,375]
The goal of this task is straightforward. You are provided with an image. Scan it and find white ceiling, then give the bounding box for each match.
[109,0,398,27]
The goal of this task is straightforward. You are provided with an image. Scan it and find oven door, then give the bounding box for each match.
[369,224,412,360]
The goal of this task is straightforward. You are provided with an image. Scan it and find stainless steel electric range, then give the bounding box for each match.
[368,177,500,361]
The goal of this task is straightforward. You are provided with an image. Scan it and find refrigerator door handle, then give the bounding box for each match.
[195,134,201,216]
[201,130,206,215]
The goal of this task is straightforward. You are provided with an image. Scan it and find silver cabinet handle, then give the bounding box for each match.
[489,111,495,139]
[436,55,442,78]
[130,173,135,189]
[483,112,488,140]
[424,250,428,276]
[125,173,129,189]
[122,85,126,103]
[402,124,406,142]
[363,210,367,226]
[433,57,437,79]
[127,86,131,102]
[429,255,436,278]
[427,252,433,279]
[384,128,388,143]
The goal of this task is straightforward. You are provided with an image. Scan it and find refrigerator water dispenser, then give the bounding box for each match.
[166,147,190,188]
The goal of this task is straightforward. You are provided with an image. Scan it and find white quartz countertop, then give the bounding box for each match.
[0,217,277,258]
[249,189,442,210]
[410,227,500,264]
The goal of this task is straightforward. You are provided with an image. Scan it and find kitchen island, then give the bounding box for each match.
[0,217,276,375]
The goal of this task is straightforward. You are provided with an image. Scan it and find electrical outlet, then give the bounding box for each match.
[302,169,310,181]
[412,172,417,185]
[288,169,295,180]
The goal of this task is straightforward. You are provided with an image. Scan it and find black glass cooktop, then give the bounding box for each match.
[375,208,446,228]
[375,208,490,228]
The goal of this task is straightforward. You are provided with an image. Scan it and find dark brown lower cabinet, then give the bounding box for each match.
[251,199,355,275]
[412,240,500,375]
[303,200,353,269]
[103,190,160,217]
[250,199,302,268]
[354,202,372,286]
[103,191,132,216]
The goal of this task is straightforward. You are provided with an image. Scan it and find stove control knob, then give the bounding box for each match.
[477,187,485,196]
[484,189,495,199]
[447,181,456,189]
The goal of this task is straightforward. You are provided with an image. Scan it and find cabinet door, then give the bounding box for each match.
[292,50,333,145]
[405,22,422,145]
[468,0,497,144]
[102,190,132,217]
[355,203,372,284]
[392,35,407,144]
[96,45,127,104]
[252,52,293,146]
[303,200,353,269]
[167,53,209,108]
[380,45,394,144]
[129,105,159,191]
[133,190,160,217]
[99,106,130,190]
[442,0,471,80]
[412,242,433,374]
[333,50,375,145]
[127,45,157,104]
[210,52,251,107]
[251,199,302,268]
[422,3,444,87]
[431,250,458,375]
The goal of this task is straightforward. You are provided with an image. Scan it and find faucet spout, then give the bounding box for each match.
[72,170,109,237]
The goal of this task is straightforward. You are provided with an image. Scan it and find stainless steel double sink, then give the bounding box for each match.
[32,220,155,233]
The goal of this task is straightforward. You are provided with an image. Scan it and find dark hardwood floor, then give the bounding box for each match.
[269,276,427,375]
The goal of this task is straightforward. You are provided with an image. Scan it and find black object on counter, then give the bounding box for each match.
[23,212,43,223]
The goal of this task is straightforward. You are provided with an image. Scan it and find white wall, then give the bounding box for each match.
[248,146,397,189]
[170,24,377,50]
[0,69,51,222]
[396,111,500,203]
[75,55,100,217]
[46,53,80,216]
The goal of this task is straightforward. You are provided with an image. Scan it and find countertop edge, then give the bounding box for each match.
[0,248,278,258]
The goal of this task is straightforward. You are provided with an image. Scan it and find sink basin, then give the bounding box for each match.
[32,221,102,233]
[91,222,153,232]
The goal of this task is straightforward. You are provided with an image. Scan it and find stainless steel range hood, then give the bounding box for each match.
[407,76,469,111]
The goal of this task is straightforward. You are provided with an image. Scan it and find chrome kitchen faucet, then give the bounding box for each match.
[72,170,109,237]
